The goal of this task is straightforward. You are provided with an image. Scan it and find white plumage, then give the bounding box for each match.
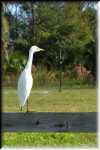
[17,45,44,110]
[18,69,33,106]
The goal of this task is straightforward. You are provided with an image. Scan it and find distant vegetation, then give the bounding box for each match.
[2,1,97,87]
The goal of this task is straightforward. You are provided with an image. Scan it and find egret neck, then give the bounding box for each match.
[25,50,34,72]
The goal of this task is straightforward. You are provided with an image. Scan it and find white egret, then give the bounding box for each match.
[17,45,44,112]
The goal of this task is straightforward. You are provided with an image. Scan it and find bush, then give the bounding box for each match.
[3,64,95,88]
[4,51,27,75]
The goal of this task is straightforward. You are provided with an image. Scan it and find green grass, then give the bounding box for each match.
[3,132,97,147]
[2,87,97,147]
[3,87,96,112]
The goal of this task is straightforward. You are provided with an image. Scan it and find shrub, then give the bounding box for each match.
[5,51,27,75]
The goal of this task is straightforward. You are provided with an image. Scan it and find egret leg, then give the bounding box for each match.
[20,106,22,112]
[27,99,29,112]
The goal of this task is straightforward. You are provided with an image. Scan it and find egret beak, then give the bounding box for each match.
[39,48,45,51]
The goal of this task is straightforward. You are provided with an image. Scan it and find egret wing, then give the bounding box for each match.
[18,70,33,106]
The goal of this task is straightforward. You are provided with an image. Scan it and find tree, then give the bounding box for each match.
[82,7,97,77]
[2,1,97,79]
[2,14,10,62]
[2,14,10,74]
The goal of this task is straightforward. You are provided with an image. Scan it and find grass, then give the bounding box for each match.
[2,86,97,147]
[3,132,97,147]
[2,87,97,112]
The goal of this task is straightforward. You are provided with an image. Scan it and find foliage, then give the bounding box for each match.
[6,51,27,74]
[3,65,95,88]
[82,7,97,77]
[2,1,97,78]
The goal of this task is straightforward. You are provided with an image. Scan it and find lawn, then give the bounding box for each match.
[2,87,97,112]
[2,87,97,147]
[3,132,97,147]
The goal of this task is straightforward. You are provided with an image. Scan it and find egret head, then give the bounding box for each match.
[30,45,44,54]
